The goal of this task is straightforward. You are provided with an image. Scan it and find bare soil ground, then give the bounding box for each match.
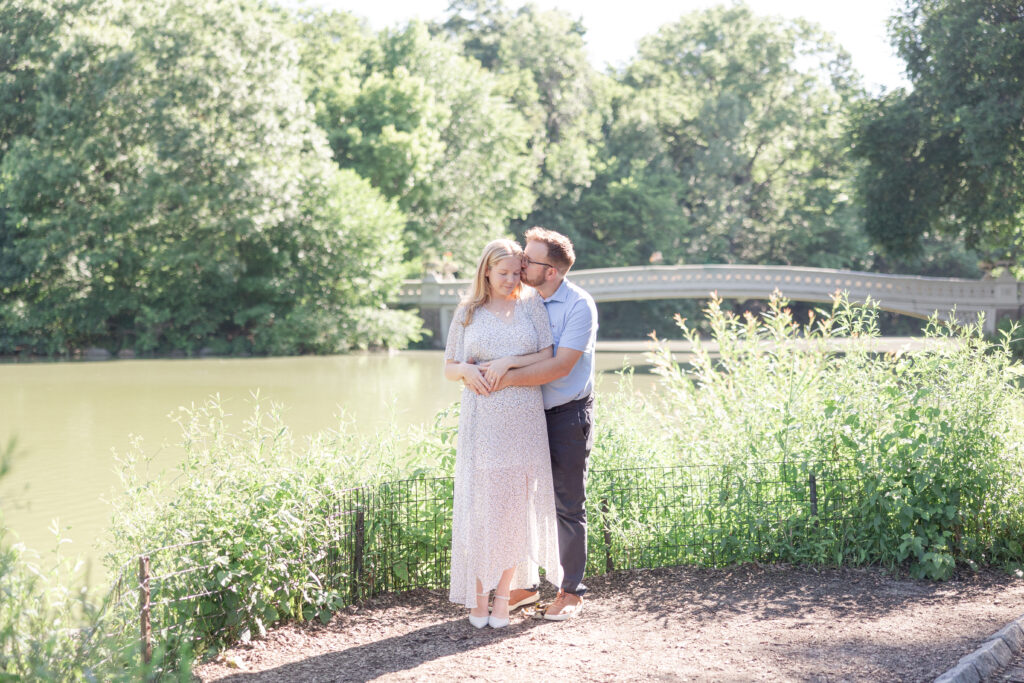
[195,563,1024,682]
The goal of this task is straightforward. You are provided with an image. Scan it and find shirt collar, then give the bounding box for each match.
[544,278,570,304]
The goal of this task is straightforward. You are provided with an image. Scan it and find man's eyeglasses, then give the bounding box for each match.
[522,256,554,269]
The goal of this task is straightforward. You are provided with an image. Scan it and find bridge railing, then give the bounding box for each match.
[397,265,1022,336]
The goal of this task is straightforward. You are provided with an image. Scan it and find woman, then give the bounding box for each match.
[444,239,562,628]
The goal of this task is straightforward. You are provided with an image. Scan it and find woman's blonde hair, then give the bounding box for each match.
[461,239,523,326]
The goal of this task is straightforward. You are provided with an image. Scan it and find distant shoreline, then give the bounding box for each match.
[0,337,956,363]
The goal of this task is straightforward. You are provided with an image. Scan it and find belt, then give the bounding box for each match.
[545,394,592,415]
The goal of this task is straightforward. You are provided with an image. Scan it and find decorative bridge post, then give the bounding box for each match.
[396,266,1024,345]
[989,270,1024,331]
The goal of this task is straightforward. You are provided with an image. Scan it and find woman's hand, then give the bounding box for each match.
[482,356,515,386]
[460,362,491,396]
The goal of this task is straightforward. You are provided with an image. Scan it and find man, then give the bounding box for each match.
[494,226,598,621]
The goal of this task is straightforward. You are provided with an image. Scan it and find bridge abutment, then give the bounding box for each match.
[404,275,463,348]
[418,305,457,349]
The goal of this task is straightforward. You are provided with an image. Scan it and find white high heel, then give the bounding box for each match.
[468,592,490,628]
[488,594,510,629]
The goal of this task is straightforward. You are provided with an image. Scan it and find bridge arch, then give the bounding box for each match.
[397,265,1023,346]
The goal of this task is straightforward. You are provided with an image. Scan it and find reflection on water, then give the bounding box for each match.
[0,350,650,575]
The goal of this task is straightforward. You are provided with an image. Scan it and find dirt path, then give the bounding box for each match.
[195,564,1024,682]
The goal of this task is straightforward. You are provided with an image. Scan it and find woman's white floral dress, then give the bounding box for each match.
[444,292,563,607]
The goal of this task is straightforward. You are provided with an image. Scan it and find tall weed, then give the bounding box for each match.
[639,292,1024,578]
[0,443,156,680]
[104,395,459,663]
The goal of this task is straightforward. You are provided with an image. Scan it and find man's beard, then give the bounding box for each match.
[521,271,543,288]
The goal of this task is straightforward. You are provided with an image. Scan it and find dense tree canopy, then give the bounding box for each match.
[438,1,604,207]
[532,5,871,270]
[0,0,83,291]
[854,0,1024,263]
[0,0,417,355]
[0,0,1007,355]
[295,12,538,269]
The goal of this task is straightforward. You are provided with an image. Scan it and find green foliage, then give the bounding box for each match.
[0,0,81,161]
[294,13,537,269]
[438,1,604,207]
[0,0,417,356]
[0,0,84,298]
[538,5,868,270]
[634,293,1024,579]
[104,396,460,658]
[1,529,99,679]
[0,439,173,680]
[0,533,199,679]
[854,1,1024,262]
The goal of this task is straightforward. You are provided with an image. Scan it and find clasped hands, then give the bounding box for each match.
[460,356,514,396]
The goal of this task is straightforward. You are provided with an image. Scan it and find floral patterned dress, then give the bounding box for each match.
[444,292,563,606]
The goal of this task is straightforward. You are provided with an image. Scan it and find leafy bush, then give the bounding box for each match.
[0,440,172,681]
[636,292,1024,579]
[104,397,459,661]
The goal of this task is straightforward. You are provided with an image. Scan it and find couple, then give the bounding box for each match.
[443,227,597,629]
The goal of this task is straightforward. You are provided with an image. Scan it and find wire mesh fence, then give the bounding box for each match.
[587,459,861,574]
[102,460,864,666]
[315,477,455,606]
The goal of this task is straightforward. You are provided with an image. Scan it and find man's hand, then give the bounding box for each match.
[480,356,515,386]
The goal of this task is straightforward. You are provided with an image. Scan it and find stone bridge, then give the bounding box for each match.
[396,264,1024,347]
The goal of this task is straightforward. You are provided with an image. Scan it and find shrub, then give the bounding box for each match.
[104,397,459,662]
[639,292,1024,579]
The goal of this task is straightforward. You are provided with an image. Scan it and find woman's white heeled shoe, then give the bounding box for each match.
[488,594,510,628]
[469,591,490,628]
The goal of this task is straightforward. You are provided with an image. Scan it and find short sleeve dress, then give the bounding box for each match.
[444,291,563,606]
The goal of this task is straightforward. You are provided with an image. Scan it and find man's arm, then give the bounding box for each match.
[495,346,582,390]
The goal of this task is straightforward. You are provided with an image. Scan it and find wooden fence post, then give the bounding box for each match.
[809,473,819,524]
[352,509,365,601]
[139,555,152,665]
[600,498,614,574]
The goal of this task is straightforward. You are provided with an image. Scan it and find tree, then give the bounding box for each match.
[438,1,604,207]
[0,0,418,355]
[294,15,538,270]
[532,76,696,269]
[853,1,1024,263]
[535,5,869,270]
[286,8,374,169]
[0,0,83,159]
[0,0,85,291]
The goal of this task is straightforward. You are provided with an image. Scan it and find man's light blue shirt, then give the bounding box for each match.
[539,278,598,410]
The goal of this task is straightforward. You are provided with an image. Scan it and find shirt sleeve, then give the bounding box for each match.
[444,306,467,361]
[525,294,553,351]
[557,295,597,352]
